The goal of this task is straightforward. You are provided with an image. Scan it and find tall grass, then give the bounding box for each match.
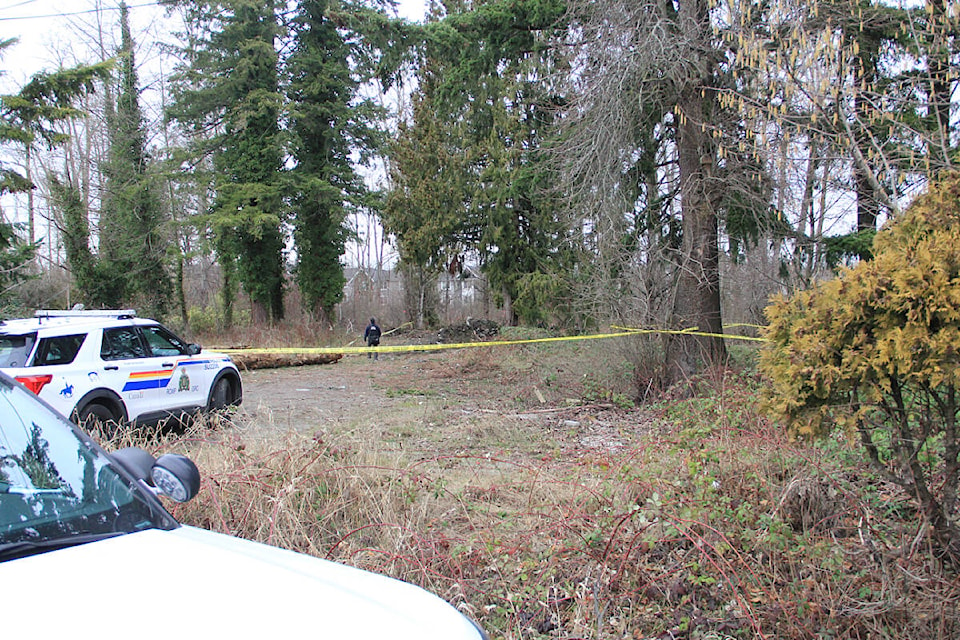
[106,353,960,640]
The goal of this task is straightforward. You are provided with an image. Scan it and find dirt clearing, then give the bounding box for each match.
[234,345,645,457]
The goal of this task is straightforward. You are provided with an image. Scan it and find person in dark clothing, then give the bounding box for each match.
[364,318,381,360]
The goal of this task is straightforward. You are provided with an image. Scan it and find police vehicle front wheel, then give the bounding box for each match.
[209,378,232,410]
[78,403,119,438]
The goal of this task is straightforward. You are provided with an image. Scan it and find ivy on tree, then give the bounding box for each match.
[166,0,286,323]
[287,0,389,324]
[97,2,172,318]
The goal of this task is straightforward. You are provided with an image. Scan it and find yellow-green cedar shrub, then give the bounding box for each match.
[761,173,960,563]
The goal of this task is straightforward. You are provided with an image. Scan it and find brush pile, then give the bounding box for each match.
[437,318,500,343]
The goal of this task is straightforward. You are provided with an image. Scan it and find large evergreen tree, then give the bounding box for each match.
[556,0,793,382]
[286,0,376,324]
[0,40,110,311]
[166,0,286,323]
[97,2,171,317]
[471,76,570,326]
[385,72,468,328]
[384,0,570,326]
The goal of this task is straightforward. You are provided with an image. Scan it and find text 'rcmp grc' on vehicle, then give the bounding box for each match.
[0,372,488,640]
[0,309,241,429]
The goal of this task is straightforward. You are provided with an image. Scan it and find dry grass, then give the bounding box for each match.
[103,341,960,640]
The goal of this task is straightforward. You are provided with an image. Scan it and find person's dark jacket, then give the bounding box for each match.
[364,320,381,346]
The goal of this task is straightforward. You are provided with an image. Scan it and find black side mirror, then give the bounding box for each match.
[110,447,156,481]
[110,448,201,503]
[187,343,202,355]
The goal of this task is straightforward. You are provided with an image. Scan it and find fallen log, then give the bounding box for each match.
[228,351,343,371]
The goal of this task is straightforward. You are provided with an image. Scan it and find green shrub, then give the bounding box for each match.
[188,305,251,334]
[188,306,219,334]
[760,173,960,565]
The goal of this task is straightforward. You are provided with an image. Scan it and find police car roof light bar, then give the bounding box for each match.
[35,309,137,319]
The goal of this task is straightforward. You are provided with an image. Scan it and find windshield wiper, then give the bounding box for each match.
[0,531,125,562]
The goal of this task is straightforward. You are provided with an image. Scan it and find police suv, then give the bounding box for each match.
[0,309,241,428]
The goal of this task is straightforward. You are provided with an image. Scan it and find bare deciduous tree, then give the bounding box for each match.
[552,0,727,384]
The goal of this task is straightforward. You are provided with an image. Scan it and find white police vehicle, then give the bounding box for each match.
[0,372,488,639]
[0,309,241,428]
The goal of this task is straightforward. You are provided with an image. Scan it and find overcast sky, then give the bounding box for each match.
[0,0,427,90]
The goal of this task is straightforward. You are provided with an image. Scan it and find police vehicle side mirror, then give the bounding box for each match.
[109,447,155,480]
[187,343,202,355]
[110,448,201,503]
[152,454,201,503]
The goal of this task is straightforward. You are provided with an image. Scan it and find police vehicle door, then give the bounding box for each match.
[99,326,161,419]
[139,325,209,412]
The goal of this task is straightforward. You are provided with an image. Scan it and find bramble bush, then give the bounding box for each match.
[761,173,960,565]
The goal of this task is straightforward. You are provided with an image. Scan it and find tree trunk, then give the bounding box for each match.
[251,299,269,325]
[502,286,514,326]
[665,0,726,383]
[415,265,428,329]
[177,254,188,328]
[26,143,34,247]
[927,0,952,167]
[853,34,881,240]
[220,256,235,330]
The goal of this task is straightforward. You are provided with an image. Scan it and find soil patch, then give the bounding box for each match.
[232,345,636,457]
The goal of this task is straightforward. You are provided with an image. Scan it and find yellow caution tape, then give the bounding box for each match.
[215,325,768,358]
[725,322,765,330]
[612,325,768,343]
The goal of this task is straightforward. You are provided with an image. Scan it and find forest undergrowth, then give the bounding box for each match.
[101,338,960,640]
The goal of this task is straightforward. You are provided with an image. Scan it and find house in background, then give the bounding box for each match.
[340,265,489,328]
[438,263,485,310]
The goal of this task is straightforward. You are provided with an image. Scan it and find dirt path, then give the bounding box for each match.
[232,347,645,458]
[235,352,457,438]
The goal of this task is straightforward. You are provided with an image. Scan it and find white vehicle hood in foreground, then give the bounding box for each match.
[2,525,483,639]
